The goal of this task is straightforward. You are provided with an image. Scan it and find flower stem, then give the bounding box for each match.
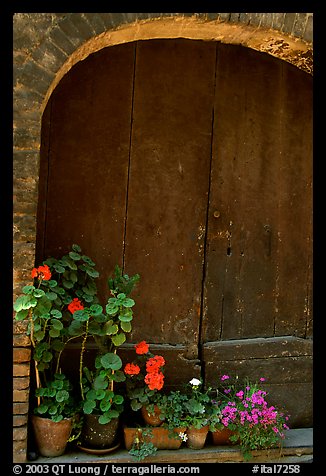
[79,320,89,400]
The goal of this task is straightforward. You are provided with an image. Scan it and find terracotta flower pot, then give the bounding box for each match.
[141,405,164,426]
[31,415,73,457]
[124,426,187,450]
[186,425,209,450]
[211,427,234,445]
[81,414,119,449]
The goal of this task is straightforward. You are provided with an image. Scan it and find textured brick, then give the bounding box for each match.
[13,364,31,377]
[13,389,30,403]
[69,13,97,40]
[48,25,76,57]
[13,415,29,427]
[13,377,30,391]
[13,348,31,363]
[293,13,308,37]
[83,13,107,35]
[13,402,29,415]
[13,440,27,463]
[272,13,286,30]
[31,39,68,74]
[13,426,28,441]
[13,334,31,347]
[259,13,273,28]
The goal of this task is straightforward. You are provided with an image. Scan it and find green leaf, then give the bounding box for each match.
[48,280,58,288]
[73,310,89,322]
[14,309,29,321]
[49,328,60,338]
[51,319,63,330]
[62,279,74,289]
[35,404,48,415]
[94,375,107,390]
[106,303,119,315]
[50,309,62,319]
[111,332,126,347]
[113,394,124,405]
[122,297,135,308]
[34,330,45,341]
[72,244,82,253]
[104,323,119,335]
[46,291,58,301]
[118,313,133,322]
[86,389,97,401]
[33,289,45,298]
[42,351,53,363]
[14,295,37,312]
[82,255,96,266]
[69,251,81,261]
[89,304,103,316]
[131,399,142,411]
[120,321,132,332]
[54,264,65,273]
[112,370,126,382]
[56,390,69,402]
[117,293,126,300]
[85,268,99,278]
[95,389,106,400]
[100,353,122,370]
[51,340,65,352]
[83,400,96,414]
[22,285,35,294]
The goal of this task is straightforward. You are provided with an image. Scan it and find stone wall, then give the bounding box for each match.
[13,12,313,463]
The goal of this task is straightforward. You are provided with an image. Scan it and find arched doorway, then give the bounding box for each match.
[36,38,312,424]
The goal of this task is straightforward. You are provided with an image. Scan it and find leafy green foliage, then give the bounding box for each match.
[128,429,158,461]
[34,373,76,422]
[82,352,125,424]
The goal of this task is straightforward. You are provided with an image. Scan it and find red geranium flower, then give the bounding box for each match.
[68,298,84,314]
[124,363,141,376]
[31,264,52,281]
[135,341,149,355]
[144,371,164,391]
[146,355,165,374]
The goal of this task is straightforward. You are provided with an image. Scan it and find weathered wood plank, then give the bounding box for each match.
[124,39,217,348]
[40,42,136,301]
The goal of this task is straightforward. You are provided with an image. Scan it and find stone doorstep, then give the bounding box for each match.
[34,428,313,464]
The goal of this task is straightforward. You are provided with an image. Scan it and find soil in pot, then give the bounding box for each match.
[31,415,73,457]
[186,425,209,450]
[81,415,119,449]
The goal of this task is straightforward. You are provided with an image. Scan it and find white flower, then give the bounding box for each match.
[189,378,201,387]
[179,432,188,442]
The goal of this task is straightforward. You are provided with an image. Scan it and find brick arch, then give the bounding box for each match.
[13,12,313,462]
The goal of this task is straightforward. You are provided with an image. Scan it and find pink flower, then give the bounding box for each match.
[221,375,230,381]
[260,377,266,382]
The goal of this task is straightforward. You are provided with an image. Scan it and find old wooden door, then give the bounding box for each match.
[37,39,312,417]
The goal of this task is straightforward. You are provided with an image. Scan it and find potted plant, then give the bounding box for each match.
[31,373,77,457]
[13,244,100,457]
[215,374,291,460]
[123,341,166,426]
[75,266,140,449]
[79,352,125,449]
[182,378,211,449]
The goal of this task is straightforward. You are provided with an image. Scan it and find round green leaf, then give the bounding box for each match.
[69,251,81,261]
[100,353,122,370]
[90,304,103,316]
[111,332,126,347]
[33,289,45,298]
[72,244,82,253]
[120,321,132,332]
[73,310,89,322]
[51,309,62,318]
[46,291,58,301]
[14,309,29,321]
[83,400,96,414]
[56,390,69,402]
[122,297,135,308]
[51,319,63,330]
[22,285,35,294]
